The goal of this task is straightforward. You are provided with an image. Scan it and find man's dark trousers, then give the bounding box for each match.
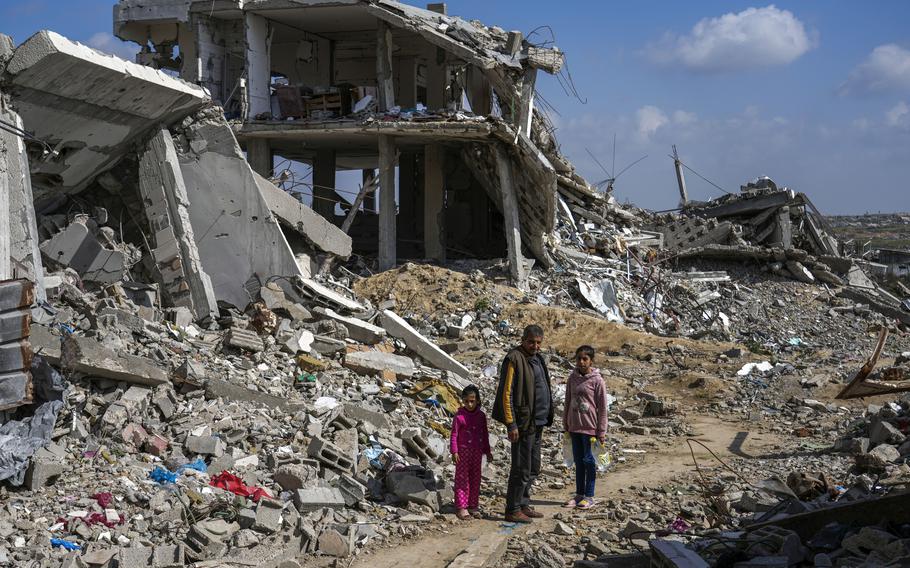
[506,426,543,513]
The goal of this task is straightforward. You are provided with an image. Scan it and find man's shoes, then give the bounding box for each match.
[521,507,544,519]
[504,510,533,523]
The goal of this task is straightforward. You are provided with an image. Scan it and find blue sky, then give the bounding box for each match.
[3,1,909,214]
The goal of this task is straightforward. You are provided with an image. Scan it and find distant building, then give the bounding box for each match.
[877,248,910,278]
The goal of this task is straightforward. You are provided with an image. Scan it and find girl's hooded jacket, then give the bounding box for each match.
[562,368,608,437]
[450,407,491,454]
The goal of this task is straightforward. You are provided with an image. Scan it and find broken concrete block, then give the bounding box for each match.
[311,334,346,355]
[293,486,346,512]
[380,310,470,387]
[317,528,354,558]
[25,457,64,491]
[224,327,264,352]
[834,437,869,455]
[274,463,319,491]
[870,421,905,445]
[342,403,391,430]
[61,335,168,386]
[254,173,353,258]
[184,518,239,560]
[260,282,312,322]
[39,219,127,284]
[295,353,327,372]
[386,471,438,510]
[336,473,367,507]
[252,499,284,534]
[869,443,900,464]
[316,308,386,344]
[343,350,415,379]
[307,436,354,472]
[785,260,815,284]
[185,435,225,457]
[399,427,440,461]
[204,379,297,411]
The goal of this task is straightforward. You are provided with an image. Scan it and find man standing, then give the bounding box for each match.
[492,324,553,523]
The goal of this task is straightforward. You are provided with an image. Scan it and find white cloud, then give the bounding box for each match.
[840,44,910,96]
[645,5,815,72]
[636,105,668,138]
[673,110,697,125]
[886,101,909,128]
[86,32,137,62]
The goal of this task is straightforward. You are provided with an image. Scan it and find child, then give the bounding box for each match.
[562,345,608,510]
[450,385,493,520]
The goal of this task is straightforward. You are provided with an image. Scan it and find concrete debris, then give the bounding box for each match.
[0,3,907,568]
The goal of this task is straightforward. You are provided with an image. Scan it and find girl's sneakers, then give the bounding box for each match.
[563,495,583,508]
[576,498,596,510]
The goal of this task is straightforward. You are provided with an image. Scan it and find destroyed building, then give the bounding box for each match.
[2,2,910,567]
[112,0,586,286]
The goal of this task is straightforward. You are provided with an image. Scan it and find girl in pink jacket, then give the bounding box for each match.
[450,385,493,520]
[563,345,608,509]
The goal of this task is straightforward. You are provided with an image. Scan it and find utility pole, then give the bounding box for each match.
[672,145,689,207]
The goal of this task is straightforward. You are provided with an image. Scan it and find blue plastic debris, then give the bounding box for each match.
[149,466,178,484]
[50,538,81,551]
[177,458,207,474]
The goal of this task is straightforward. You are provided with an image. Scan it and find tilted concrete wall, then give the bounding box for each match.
[175,110,303,309]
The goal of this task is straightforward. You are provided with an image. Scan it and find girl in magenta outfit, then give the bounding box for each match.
[450,385,493,521]
[563,345,608,510]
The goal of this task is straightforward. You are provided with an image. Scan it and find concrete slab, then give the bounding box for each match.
[343,350,415,379]
[380,310,470,387]
[39,219,125,284]
[253,173,352,258]
[316,307,385,344]
[3,31,208,200]
[138,128,218,321]
[61,334,168,386]
[175,110,303,309]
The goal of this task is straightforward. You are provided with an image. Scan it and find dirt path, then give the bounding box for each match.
[352,415,781,568]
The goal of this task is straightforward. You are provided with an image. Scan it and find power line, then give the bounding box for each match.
[667,152,734,196]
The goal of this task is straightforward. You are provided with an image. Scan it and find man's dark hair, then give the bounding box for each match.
[575,345,595,359]
[522,324,544,339]
[461,384,481,403]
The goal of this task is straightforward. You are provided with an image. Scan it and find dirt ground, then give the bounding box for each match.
[350,415,783,568]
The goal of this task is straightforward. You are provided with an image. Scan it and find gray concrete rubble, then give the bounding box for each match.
[0,3,906,568]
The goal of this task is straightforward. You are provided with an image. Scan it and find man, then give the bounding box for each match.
[492,324,553,523]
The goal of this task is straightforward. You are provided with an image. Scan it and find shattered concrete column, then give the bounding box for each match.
[423,144,445,261]
[376,21,395,112]
[313,149,337,219]
[515,67,537,137]
[378,135,397,271]
[0,78,46,296]
[494,144,527,289]
[175,109,304,309]
[775,206,793,249]
[138,128,219,321]
[246,138,272,178]
[245,13,271,119]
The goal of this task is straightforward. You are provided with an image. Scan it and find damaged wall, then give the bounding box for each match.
[173,109,304,309]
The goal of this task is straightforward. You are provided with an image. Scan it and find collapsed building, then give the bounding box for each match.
[1,2,910,567]
[113,0,582,285]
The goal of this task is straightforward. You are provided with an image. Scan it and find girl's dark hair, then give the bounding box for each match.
[575,345,595,359]
[461,384,481,403]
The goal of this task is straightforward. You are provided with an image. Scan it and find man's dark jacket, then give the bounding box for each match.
[492,347,554,433]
